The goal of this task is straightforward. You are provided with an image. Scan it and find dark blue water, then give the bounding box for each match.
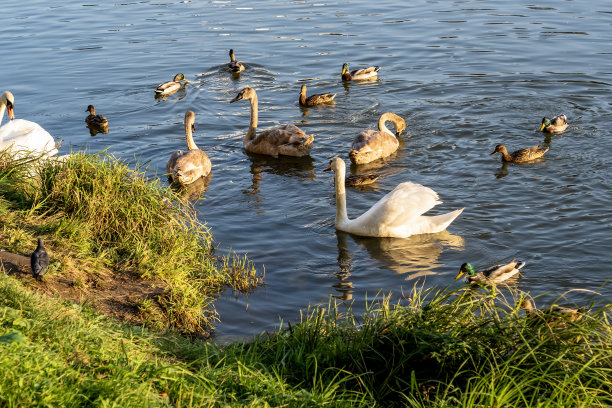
[2,0,611,340]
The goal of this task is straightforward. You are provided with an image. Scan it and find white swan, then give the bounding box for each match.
[0,91,58,158]
[166,110,212,185]
[324,157,464,238]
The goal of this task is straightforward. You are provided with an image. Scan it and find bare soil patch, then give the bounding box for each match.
[1,250,164,326]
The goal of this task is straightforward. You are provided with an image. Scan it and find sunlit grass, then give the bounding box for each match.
[0,150,263,333]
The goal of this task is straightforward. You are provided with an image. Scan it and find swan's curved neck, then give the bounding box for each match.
[0,103,5,127]
[185,120,198,150]
[378,112,403,137]
[333,165,350,226]
[245,93,258,144]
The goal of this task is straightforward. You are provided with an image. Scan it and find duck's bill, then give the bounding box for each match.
[539,123,546,131]
[454,271,464,280]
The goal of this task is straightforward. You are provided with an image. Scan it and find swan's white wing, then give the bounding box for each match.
[353,182,441,228]
[0,119,57,157]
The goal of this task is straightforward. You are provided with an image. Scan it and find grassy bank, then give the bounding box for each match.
[1,274,610,407]
[1,152,610,406]
[0,151,262,334]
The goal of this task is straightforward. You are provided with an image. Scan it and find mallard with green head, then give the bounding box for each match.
[341,63,380,81]
[540,114,568,133]
[299,85,336,107]
[490,144,549,163]
[455,260,525,284]
[228,49,245,73]
[156,73,188,96]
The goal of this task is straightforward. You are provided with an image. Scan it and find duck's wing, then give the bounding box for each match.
[352,66,380,77]
[156,81,180,94]
[483,260,524,280]
[355,182,441,227]
[515,145,549,161]
[550,115,567,126]
[306,93,336,105]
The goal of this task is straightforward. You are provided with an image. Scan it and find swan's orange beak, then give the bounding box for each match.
[323,164,331,172]
[7,104,14,120]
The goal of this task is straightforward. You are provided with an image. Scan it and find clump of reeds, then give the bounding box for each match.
[220,287,612,407]
[0,150,263,333]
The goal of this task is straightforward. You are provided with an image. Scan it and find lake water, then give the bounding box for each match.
[2,0,611,340]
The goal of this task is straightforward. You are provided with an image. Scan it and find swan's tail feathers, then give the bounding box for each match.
[428,207,464,233]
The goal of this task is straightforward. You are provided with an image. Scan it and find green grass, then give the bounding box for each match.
[0,151,263,334]
[1,150,610,407]
[1,273,610,407]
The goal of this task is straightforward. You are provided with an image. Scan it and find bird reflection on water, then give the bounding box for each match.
[168,173,212,201]
[334,230,465,299]
[243,153,315,201]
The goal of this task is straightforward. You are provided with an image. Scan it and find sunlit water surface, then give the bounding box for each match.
[2,0,611,340]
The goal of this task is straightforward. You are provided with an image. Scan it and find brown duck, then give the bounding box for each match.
[490,144,549,163]
[85,105,108,127]
[298,85,336,107]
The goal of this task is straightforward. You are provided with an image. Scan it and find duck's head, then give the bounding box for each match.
[539,117,551,131]
[173,73,187,82]
[341,63,349,76]
[85,104,95,114]
[490,144,507,156]
[229,49,236,60]
[323,157,346,174]
[300,84,307,95]
[1,91,15,120]
[230,87,255,103]
[455,262,475,279]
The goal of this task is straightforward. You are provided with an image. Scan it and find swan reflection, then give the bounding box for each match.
[334,231,355,301]
[335,230,464,285]
[168,174,211,201]
[244,153,315,197]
